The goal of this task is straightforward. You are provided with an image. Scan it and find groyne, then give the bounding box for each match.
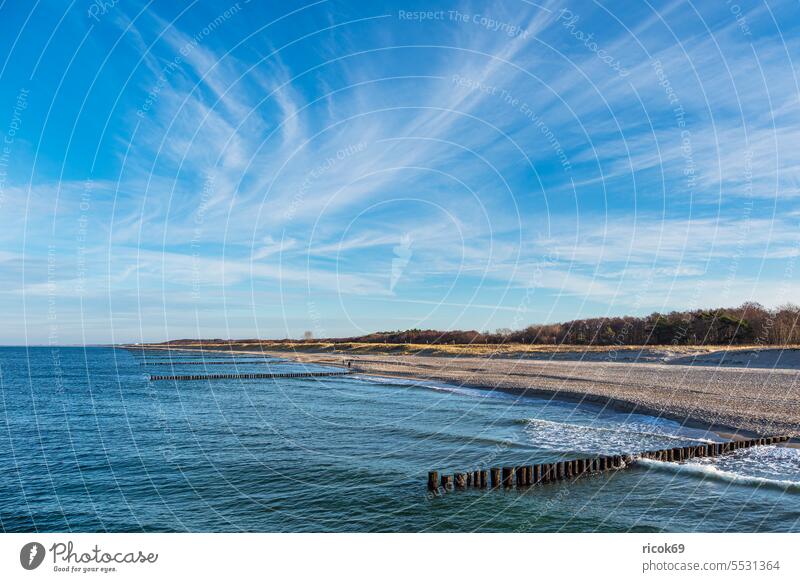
[428,436,791,495]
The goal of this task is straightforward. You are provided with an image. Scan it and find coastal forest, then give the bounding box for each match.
[351,303,800,346]
[164,303,800,347]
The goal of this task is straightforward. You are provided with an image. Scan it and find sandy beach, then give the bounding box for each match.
[273,348,800,439]
[129,344,800,439]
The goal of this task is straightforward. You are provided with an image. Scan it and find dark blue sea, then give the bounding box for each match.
[1,347,798,532]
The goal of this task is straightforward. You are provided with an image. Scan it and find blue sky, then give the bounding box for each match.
[1,0,799,344]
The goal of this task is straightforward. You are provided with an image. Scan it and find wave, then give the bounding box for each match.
[637,458,800,492]
[519,418,715,444]
[356,375,520,400]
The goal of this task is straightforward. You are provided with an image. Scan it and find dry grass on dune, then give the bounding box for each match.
[135,340,800,358]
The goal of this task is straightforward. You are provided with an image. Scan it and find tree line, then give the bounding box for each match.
[156,303,800,347]
[340,303,800,346]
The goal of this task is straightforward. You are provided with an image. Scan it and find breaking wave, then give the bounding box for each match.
[637,458,800,492]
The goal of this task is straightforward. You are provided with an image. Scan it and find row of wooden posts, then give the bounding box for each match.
[149,371,354,381]
[141,360,272,366]
[427,435,791,494]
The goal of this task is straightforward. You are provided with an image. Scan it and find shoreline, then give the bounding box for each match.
[118,341,800,367]
[123,344,799,447]
[321,364,797,448]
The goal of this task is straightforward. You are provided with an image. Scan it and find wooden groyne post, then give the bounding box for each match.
[427,436,792,495]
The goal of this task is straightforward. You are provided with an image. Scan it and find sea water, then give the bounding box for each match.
[1,347,798,532]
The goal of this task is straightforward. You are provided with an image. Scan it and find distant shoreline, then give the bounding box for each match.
[119,340,800,366]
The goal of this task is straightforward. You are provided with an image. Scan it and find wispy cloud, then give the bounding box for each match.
[2,0,799,342]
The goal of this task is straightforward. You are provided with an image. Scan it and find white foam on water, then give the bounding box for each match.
[520,417,715,454]
[526,417,713,443]
[638,455,800,492]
